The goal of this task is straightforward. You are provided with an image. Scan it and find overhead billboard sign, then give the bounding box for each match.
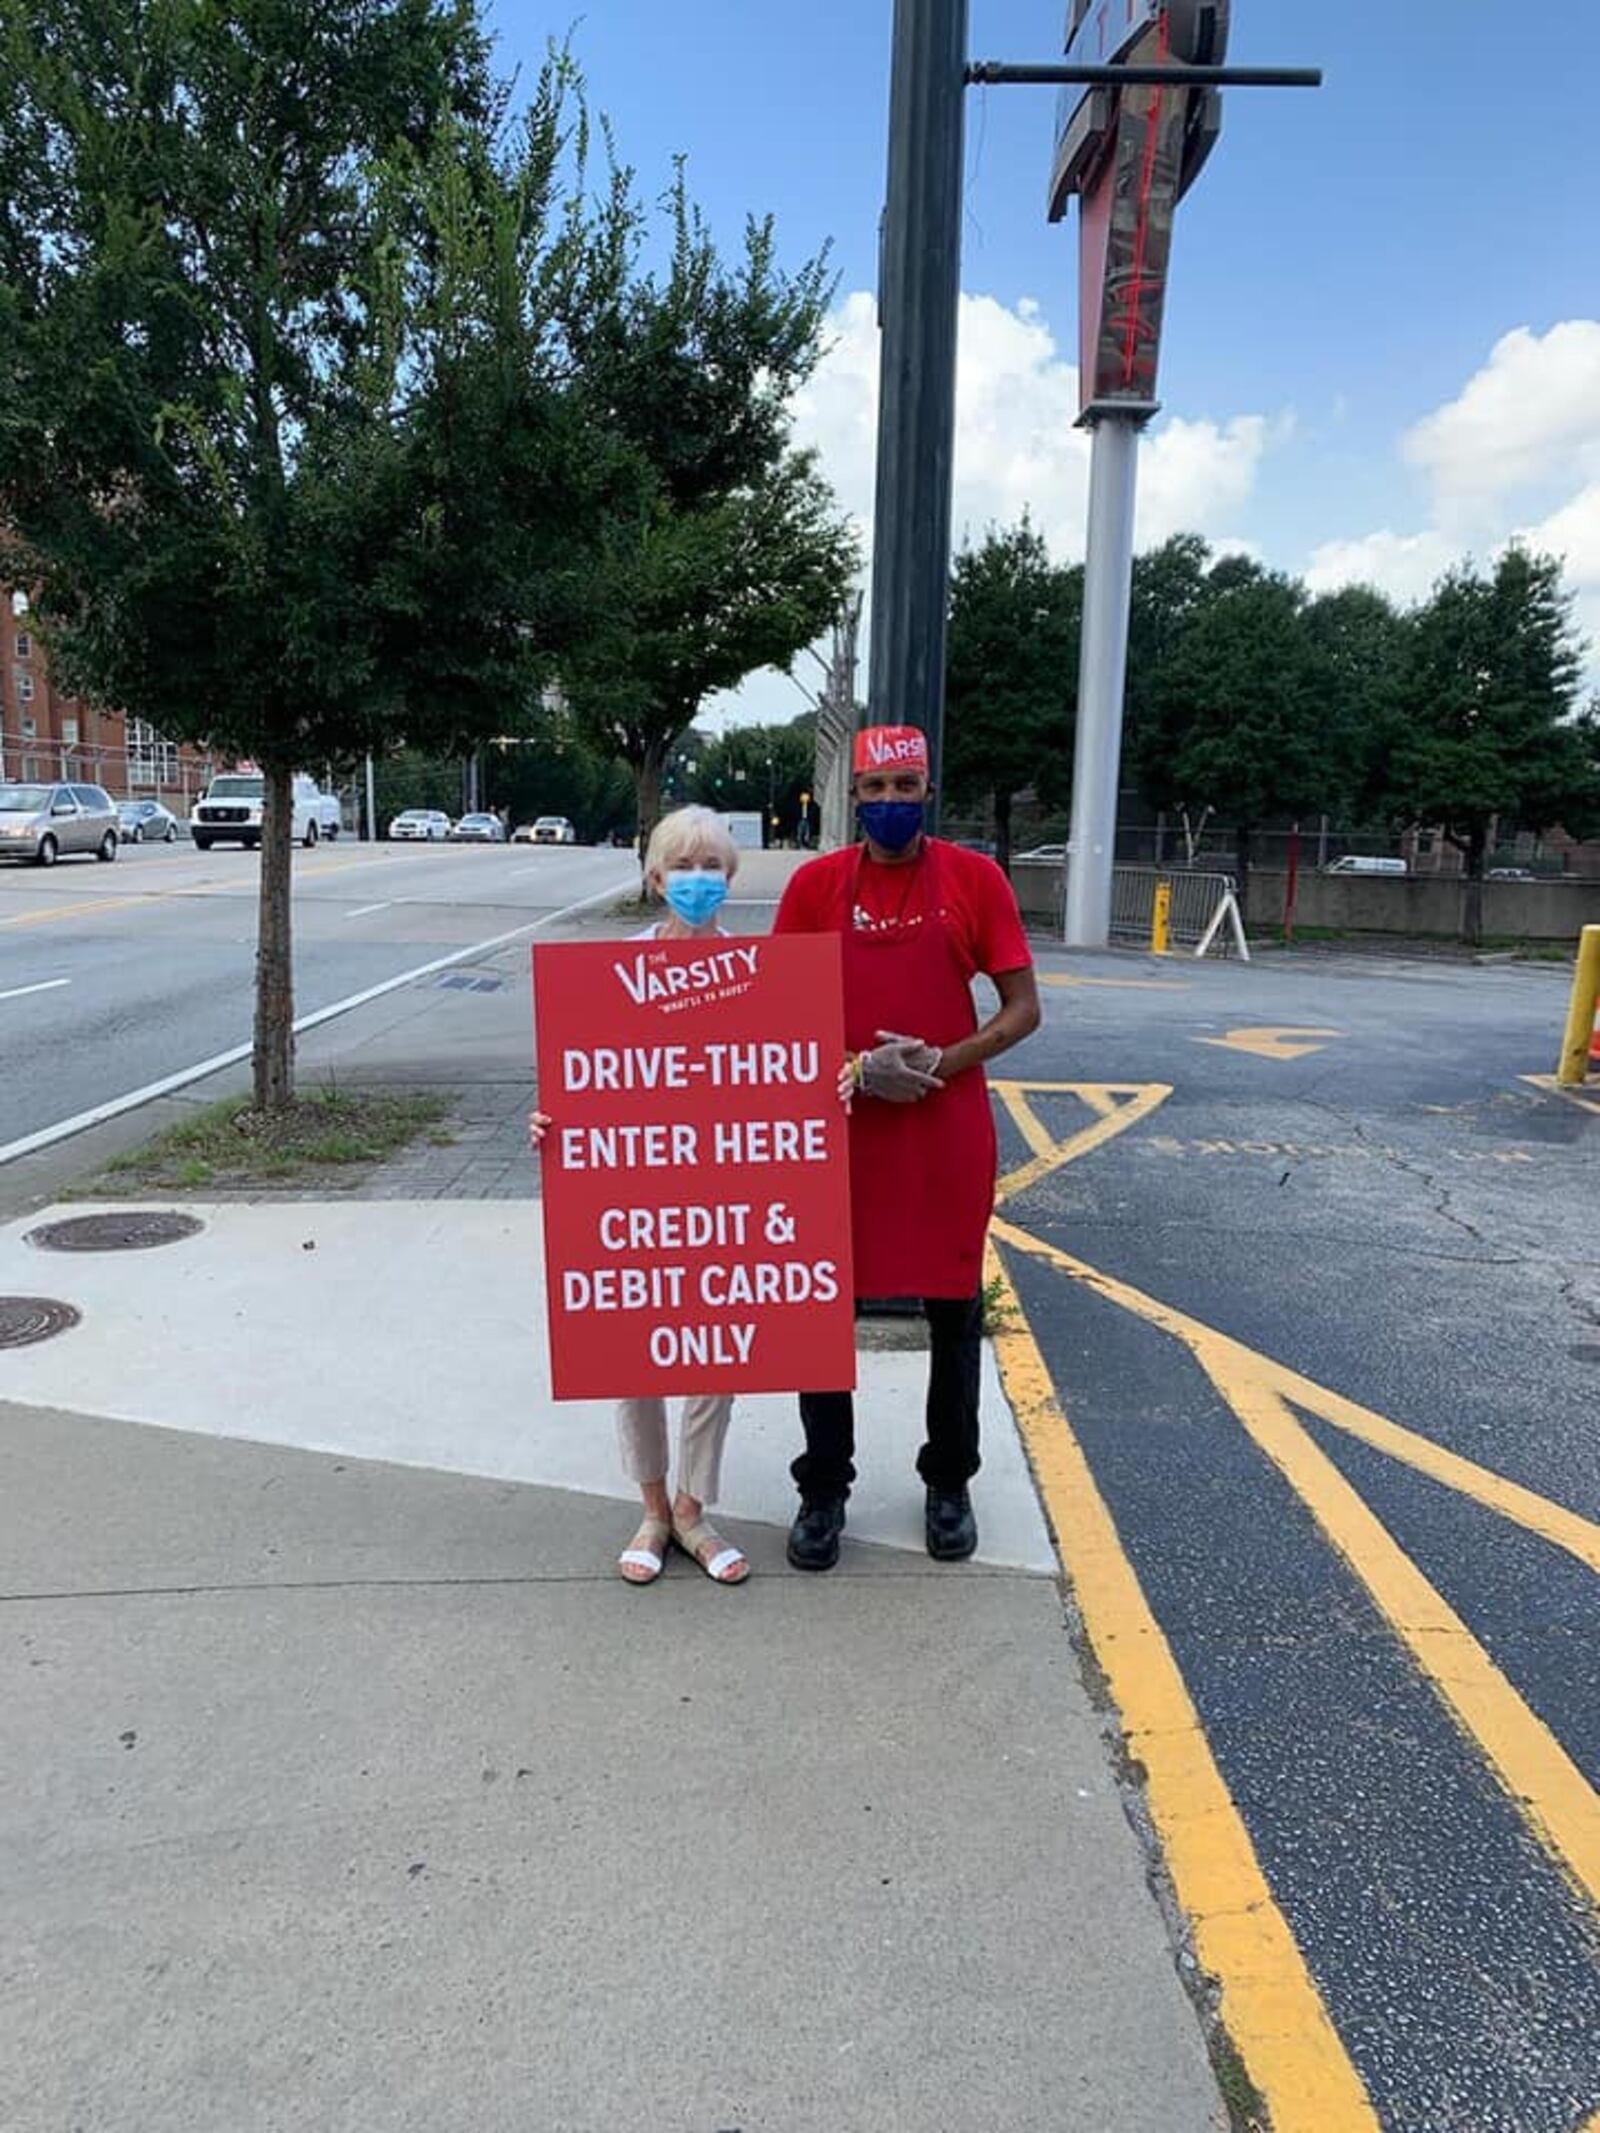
[1049,2,1231,413]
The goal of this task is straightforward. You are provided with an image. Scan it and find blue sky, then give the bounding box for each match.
[486,3,1600,718]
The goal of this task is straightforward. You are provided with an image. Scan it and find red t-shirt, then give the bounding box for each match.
[773,838,1032,980]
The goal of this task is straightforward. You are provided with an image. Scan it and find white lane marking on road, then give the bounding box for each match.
[0,978,71,1002]
[343,902,394,920]
[0,873,629,1167]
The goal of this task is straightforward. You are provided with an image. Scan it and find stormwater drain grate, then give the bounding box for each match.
[27,1212,206,1254]
[0,1297,82,1349]
[436,971,505,993]
[1569,1344,1600,1365]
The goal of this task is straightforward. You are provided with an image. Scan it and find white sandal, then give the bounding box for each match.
[672,1517,750,1585]
[618,1517,670,1585]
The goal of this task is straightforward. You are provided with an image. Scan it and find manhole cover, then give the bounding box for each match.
[27,1211,206,1253]
[0,1297,82,1349]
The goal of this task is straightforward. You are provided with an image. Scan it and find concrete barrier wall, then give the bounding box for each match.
[1011,858,1600,942]
[1244,871,1600,941]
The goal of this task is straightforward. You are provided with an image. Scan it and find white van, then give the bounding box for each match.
[1323,855,1407,877]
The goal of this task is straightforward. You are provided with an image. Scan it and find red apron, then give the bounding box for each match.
[842,841,997,1299]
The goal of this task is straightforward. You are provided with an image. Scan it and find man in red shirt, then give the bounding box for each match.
[773,724,1041,1569]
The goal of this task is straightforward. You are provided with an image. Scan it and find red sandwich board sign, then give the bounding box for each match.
[532,931,856,1401]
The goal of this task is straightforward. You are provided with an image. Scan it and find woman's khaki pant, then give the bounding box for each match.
[616,1395,733,1507]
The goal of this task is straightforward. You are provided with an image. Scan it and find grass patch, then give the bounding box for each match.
[88,1088,452,1196]
[1478,935,1572,963]
[1208,2028,1267,2133]
[980,1271,1017,1336]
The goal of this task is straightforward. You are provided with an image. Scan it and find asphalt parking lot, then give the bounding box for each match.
[993,942,1600,2133]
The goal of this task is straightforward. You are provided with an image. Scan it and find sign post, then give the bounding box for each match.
[533,934,856,1400]
[866,4,1318,928]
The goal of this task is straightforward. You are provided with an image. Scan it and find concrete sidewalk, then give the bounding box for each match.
[0,857,1228,2131]
[2,1392,1225,2133]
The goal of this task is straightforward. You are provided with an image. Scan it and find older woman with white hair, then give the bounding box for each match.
[531,804,751,1587]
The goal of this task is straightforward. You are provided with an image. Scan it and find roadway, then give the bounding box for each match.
[0,838,637,1155]
[992,946,1600,2133]
[5,845,1599,2130]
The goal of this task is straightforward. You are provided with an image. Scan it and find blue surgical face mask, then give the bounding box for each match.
[663,867,729,927]
[858,799,925,853]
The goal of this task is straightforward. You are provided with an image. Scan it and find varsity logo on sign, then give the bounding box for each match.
[613,942,760,1011]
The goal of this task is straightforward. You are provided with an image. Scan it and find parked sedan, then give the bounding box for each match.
[117,798,181,843]
[387,808,452,841]
[449,812,507,843]
[0,781,121,866]
[514,814,578,845]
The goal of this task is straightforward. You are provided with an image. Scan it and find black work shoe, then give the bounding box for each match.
[925,1486,978,1562]
[788,1495,846,1571]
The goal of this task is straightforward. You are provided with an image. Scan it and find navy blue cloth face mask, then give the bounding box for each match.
[858,800,925,852]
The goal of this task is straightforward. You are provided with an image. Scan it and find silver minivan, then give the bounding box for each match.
[0,781,121,866]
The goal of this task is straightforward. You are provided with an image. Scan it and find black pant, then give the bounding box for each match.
[792,1294,984,1501]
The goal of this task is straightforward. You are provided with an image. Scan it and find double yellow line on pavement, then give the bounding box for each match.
[0,848,381,930]
[987,1078,1600,2133]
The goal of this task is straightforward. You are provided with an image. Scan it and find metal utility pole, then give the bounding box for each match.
[1065,410,1151,943]
[868,0,969,821]
[866,0,1317,915]
[814,594,863,851]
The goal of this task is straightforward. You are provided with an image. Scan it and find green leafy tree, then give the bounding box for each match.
[943,518,1081,872]
[486,736,635,843]
[1303,583,1410,821]
[1141,565,1343,902]
[1124,533,1216,851]
[1388,547,1596,941]
[692,714,816,842]
[0,7,606,1107]
[558,180,856,859]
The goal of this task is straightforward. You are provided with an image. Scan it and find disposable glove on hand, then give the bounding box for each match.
[858,1031,943,1103]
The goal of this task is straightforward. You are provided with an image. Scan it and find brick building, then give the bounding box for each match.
[2,596,214,805]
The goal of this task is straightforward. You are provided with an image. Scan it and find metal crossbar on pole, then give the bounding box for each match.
[866,12,1320,892]
[966,62,1323,88]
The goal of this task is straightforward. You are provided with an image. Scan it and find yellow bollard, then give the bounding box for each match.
[1556,924,1600,1085]
[1151,880,1173,957]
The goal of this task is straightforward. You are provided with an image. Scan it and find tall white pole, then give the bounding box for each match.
[1064,410,1147,947]
[365,752,377,842]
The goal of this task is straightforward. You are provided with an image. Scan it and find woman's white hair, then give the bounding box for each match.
[645,804,740,882]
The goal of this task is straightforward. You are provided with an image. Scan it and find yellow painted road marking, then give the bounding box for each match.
[991,1080,1172,1202]
[1221,1378,1600,1914]
[986,1245,1380,2132]
[1041,972,1191,990]
[1522,1073,1600,1117]
[991,1216,1600,1913]
[1196,1026,1343,1061]
[0,849,384,929]
[0,891,153,929]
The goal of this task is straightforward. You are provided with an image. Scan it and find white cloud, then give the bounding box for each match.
[792,289,1274,565]
[1304,528,1460,606]
[1521,481,1600,670]
[1302,324,1600,683]
[1405,321,1600,527]
[706,288,1278,730]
